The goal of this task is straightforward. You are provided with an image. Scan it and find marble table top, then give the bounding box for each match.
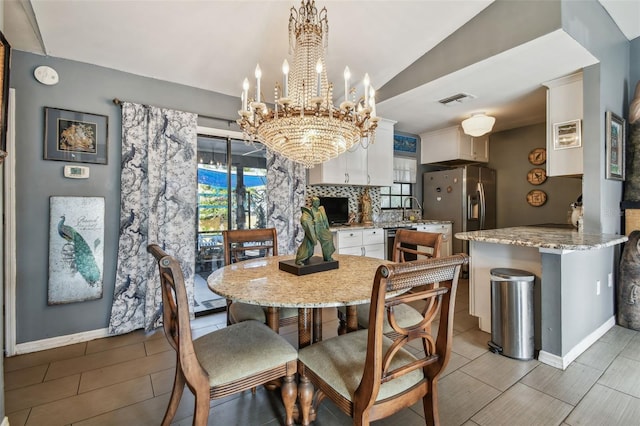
[207,254,390,308]
[455,226,628,251]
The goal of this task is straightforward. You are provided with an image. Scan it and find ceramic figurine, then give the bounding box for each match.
[361,188,373,224]
[618,230,640,330]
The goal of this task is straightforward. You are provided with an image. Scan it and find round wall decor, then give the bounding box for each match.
[528,147,546,165]
[34,65,59,85]
[527,167,547,185]
[527,189,547,207]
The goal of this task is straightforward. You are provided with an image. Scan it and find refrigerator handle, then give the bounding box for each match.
[478,182,486,229]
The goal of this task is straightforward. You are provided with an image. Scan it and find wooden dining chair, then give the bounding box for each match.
[339,229,444,336]
[392,228,443,263]
[147,244,298,426]
[298,254,468,426]
[222,228,298,329]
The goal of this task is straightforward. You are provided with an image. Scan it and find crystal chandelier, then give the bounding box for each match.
[237,0,378,168]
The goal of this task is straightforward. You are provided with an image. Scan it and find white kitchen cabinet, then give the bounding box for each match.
[334,228,384,259]
[308,118,394,186]
[307,148,363,185]
[366,118,395,186]
[543,71,583,176]
[420,125,488,164]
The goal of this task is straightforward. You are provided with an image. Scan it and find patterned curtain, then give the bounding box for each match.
[108,102,197,335]
[266,151,306,254]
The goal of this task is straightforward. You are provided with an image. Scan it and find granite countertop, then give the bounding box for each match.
[330,219,452,232]
[455,226,628,250]
[208,254,389,307]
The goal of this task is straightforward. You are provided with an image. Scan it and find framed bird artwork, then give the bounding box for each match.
[48,196,105,304]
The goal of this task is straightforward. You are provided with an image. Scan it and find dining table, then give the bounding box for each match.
[207,253,390,348]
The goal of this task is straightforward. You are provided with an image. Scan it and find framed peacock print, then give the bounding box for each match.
[44,107,108,164]
[48,196,105,305]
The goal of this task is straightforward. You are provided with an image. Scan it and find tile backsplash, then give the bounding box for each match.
[305,185,384,222]
[303,186,408,223]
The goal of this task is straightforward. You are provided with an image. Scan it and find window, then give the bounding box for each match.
[380,183,412,209]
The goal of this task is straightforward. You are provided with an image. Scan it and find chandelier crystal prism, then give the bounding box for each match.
[237,0,378,168]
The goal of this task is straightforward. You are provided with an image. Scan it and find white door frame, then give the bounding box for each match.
[5,88,16,356]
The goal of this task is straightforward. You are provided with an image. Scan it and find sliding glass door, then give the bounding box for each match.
[194,133,266,313]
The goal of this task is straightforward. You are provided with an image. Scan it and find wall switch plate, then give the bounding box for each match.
[596,280,601,295]
[63,165,90,179]
[608,273,613,288]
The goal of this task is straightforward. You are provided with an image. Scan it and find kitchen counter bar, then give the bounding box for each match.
[330,219,451,232]
[455,225,627,370]
[455,226,627,251]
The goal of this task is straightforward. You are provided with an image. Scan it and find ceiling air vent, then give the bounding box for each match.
[438,92,476,106]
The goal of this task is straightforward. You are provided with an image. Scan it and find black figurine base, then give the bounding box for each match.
[279,256,339,276]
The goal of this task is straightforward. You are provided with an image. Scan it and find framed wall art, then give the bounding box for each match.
[48,196,105,305]
[44,107,108,164]
[553,119,581,150]
[605,110,625,181]
[0,30,11,162]
[393,134,417,155]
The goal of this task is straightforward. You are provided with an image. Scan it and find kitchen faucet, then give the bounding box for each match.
[403,196,423,221]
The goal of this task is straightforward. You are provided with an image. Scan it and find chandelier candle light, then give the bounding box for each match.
[237,0,379,168]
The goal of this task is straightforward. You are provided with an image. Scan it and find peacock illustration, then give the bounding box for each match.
[58,215,102,287]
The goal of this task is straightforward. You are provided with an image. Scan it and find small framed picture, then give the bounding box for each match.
[605,111,625,181]
[393,134,417,155]
[44,107,108,164]
[553,119,581,150]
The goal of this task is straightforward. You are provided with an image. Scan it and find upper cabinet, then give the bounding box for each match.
[543,72,583,177]
[366,118,395,186]
[308,117,395,186]
[420,125,488,164]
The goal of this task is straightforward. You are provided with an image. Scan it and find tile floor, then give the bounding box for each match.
[5,279,640,425]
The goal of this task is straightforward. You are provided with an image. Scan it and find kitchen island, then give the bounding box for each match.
[456,226,627,369]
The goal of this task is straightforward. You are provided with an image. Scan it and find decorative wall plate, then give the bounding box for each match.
[527,189,547,207]
[528,147,546,165]
[527,167,547,185]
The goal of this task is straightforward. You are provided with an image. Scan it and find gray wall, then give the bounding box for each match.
[11,51,239,343]
[562,0,629,235]
[488,124,582,228]
[632,37,640,94]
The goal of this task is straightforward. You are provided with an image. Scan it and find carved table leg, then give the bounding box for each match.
[266,306,280,334]
[281,374,297,426]
[298,374,313,426]
[346,305,358,333]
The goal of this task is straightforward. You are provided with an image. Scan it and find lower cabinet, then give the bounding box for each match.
[334,228,384,259]
[415,223,452,257]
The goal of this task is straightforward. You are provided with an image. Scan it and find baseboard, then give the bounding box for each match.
[538,316,615,370]
[13,328,110,356]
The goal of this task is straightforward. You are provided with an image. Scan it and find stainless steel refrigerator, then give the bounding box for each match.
[422,166,496,254]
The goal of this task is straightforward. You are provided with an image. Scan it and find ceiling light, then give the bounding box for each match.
[461,113,496,137]
[236,0,378,168]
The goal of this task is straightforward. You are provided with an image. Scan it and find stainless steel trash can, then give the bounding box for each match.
[488,268,535,360]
